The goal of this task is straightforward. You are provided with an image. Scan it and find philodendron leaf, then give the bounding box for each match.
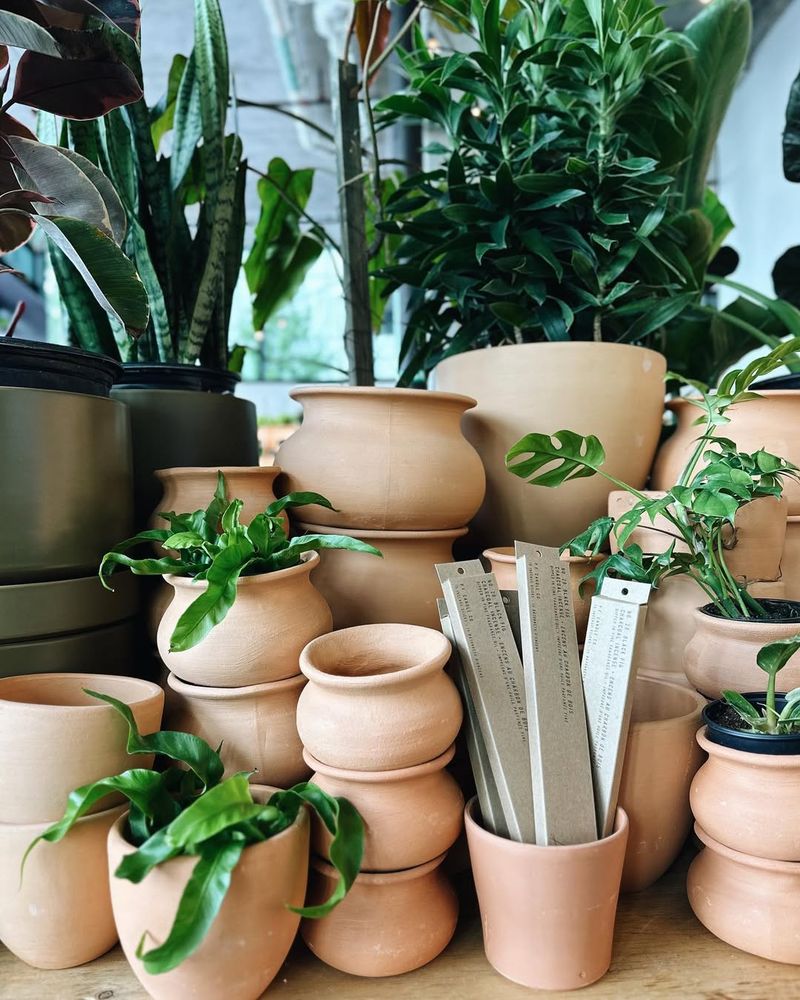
[756,635,800,679]
[722,690,762,721]
[506,431,607,488]
[561,516,614,557]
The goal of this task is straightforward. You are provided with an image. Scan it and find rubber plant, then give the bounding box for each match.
[723,636,800,734]
[23,691,364,974]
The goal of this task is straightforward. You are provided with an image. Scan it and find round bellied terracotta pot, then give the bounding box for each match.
[292,522,466,630]
[166,672,309,787]
[297,624,462,771]
[0,673,164,824]
[301,852,458,977]
[158,551,332,687]
[151,465,281,527]
[0,802,126,968]
[275,385,485,530]
[464,799,629,990]
[306,744,464,872]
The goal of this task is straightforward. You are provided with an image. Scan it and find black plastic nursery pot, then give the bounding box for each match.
[703,695,800,755]
[0,338,120,397]
[750,374,800,391]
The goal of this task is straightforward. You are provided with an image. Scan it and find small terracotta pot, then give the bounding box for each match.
[108,792,310,1000]
[151,465,282,527]
[292,522,466,630]
[166,672,310,787]
[0,802,126,968]
[0,673,164,824]
[301,853,458,977]
[688,823,800,964]
[781,515,800,601]
[306,744,464,871]
[465,799,629,990]
[297,624,462,770]
[158,551,332,687]
[618,677,706,891]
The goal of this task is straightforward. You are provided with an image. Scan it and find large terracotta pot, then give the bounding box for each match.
[432,342,666,550]
[306,744,464,872]
[108,794,310,1000]
[782,516,800,600]
[301,853,458,977]
[275,385,485,530]
[151,465,281,527]
[293,522,465,630]
[464,799,629,990]
[297,624,462,770]
[0,803,126,968]
[158,552,332,686]
[0,673,163,824]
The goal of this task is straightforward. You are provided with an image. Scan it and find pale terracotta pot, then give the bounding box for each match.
[781,516,800,600]
[275,385,485,530]
[151,465,282,527]
[158,551,332,687]
[297,624,462,770]
[618,677,706,892]
[108,791,310,1000]
[608,490,689,555]
[0,802,126,968]
[306,744,464,872]
[0,673,163,824]
[292,522,466,630]
[301,853,458,977]
[166,672,310,787]
[465,799,629,990]
[688,823,800,964]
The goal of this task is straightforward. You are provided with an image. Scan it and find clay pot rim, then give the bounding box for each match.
[295,522,469,541]
[694,822,800,873]
[483,547,602,567]
[696,726,800,766]
[166,671,306,700]
[435,341,665,367]
[668,390,800,412]
[311,850,447,884]
[164,550,318,589]
[631,676,707,730]
[303,743,456,782]
[0,672,163,712]
[289,384,477,411]
[3,800,128,835]
[693,600,800,628]
[155,465,281,480]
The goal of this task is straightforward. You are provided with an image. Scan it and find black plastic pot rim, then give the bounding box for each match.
[114,363,240,394]
[0,338,120,397]
[703,694,800,756]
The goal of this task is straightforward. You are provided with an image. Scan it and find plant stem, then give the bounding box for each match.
[366,1,423,80]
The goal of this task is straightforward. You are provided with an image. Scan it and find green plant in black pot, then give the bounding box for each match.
[720,637,800,737]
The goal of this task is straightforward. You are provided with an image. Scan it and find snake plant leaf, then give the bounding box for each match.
[48,245,120,356]
[170,50,202,190]
[506,431,606,487]
[192,0,228,215]
[784,68,800,183]
[151,52,188,152]
[756,636,800,679]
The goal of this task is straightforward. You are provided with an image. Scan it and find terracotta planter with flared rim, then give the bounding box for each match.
[0,802,126,968]
[781,516,800,601]
[0,674,163,824]
[166,672,310,786]
[688,823,800,964]
[301,853,458,977]
[107,795,310,1000]
[464,799,629,991]
[617,677,706,892]
[305,744,464,871]
[292,522,467,630]
[275,385,485,530]
[150,465,284,531]
[157,551,332,687]
[297,623,462,771]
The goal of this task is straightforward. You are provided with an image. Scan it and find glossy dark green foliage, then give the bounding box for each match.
[723,635,800,734]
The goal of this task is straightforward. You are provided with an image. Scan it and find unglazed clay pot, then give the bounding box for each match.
[158,551,332,686]
[166,672,310,787]
[617,677,706,892]
[297,624,462,770]
[782,516,800,601]
[151,465,282,527]
[465,799,629,990]
[608,490,689,555]
[292,522,466,630]
[306,744,464,871]
[301,853,458,977]
[688,823,800,964]
[0,673,163,824]
[108,792,310,1000]
[275,385,485,530]
[0,803,126,968]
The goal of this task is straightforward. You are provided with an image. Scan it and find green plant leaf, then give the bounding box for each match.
[756,635,800,679]
[506,431,607,488]
[268,534,382,572]
[161,774,255,850]
[722,690,763,723]
[266,492,337,516]
[562,516,614,557]
[784,67,800,182]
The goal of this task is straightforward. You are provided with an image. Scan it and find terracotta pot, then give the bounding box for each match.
[618,677,705,892]
[275,385,485,531]
[151,465,282,529]
[301,853,458,977]
[464,799,629,990]
[0,673,163,824]
[108,792,310,1000]
[297,624,462,770]
[292,522,466,630]
[306,744,464,871]
[688,823,800,964]
[0,803,126,968]
[158,551,332,686]
[782,516,800,600]
[166,672,310,787]
[608,490,689,555]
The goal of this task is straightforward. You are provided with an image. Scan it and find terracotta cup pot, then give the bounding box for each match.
[781,515,800,601]
[166,672,310,787]
[158,551,332,687]
[151,465,282,527]
[0,802,126,968]
[688,823,800,964]
[297,624,462,771]
[617,677,706,892]
[306,744,464,872]
[292,521,466,630]
[275,385,485,530]
[108,790,310,1000]
[0,673,164,824]
[301,852,458,977]
[464,799,629,990]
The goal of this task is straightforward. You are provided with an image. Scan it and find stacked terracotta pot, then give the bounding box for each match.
[295,623,464,977]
